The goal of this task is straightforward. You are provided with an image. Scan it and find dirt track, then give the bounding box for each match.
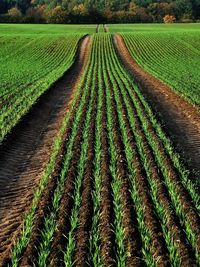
[0,35,91,262]
[114,34,200,179]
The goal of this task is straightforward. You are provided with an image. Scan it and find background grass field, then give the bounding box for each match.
[109,23,200,106]
[108,23,200,33]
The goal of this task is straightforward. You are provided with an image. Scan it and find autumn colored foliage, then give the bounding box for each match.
[163,14,176,23]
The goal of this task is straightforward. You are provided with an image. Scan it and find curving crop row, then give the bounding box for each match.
[109,34,200,264]
[122,32,200,107]
[100,33,199,265]
[9,33,200,267]
[0,34,83,142]
[9,36,94,267]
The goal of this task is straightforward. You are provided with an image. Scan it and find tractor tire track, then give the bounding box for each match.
[0,35,91,264]
[113,69,197,266]
[114,34,200,179]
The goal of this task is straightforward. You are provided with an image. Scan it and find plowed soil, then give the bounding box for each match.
[0,35,91,263]
[114,34,200,179]
[0,32,199,267]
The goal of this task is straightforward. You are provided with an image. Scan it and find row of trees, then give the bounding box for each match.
[0,0,200,23]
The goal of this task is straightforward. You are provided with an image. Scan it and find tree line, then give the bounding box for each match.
[0,0,200,23]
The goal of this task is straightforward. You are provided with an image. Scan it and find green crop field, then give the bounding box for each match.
[0,24,199,267]
[0,34,82,141]
[0,24,96,35]
[0,25,91,142]
[109,23,200,33]
[109,23,200,107]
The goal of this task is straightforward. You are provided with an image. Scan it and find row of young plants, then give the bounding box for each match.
[176,32,200,52]
[0,34,83,142]
[91,33,199,266]
[89,38,104,267]
[0,35,34,64]
[0,35,80,93]
[106,33,200,265]
[10,33,200,266]
[90,36,116,266]
[10,33,126,267]
[122,32,200,107]
[10,35,94,267]
[39,67,96,267]
[104,35,164,266]
[85,33,199,266]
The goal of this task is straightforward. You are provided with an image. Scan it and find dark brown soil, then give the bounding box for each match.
[114,34,200,180]
[73,89,97,266]
[19,61,93,267]
[0,35,91,265]
[99,71,116,267]
[46,80,94,267]
[106,65,170,267]
[130,87,200,245]
[113,72,197,266]
[1,32,199,267]
[104,63,144,266]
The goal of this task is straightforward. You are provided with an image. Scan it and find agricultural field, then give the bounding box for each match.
[108,23,200,33]
[0,24,200,267]
[0,24,98,142]
[0,34,83,141]
[0,24,97,35]
[109,23,200,107]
